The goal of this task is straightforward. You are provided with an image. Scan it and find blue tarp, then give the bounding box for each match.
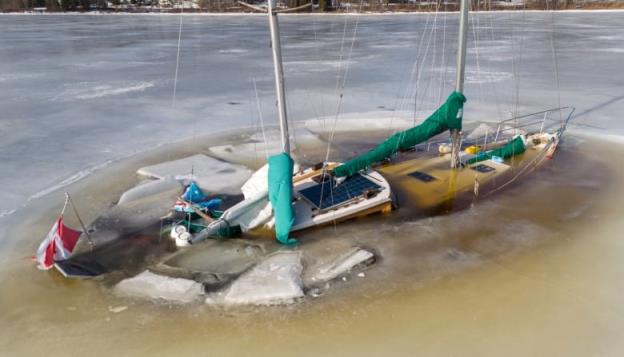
[182,181,206,203]
[176,181,222,213]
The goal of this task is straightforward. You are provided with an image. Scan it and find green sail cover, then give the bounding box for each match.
[466,136,526,165]
[333,91,467,178]
[268,152,297,245]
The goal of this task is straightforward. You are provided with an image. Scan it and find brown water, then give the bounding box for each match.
[1,131,623,356]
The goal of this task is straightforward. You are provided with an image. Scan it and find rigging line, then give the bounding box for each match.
[252,78,270,159]
[172,1,184,108]
[422,0,440,115]
[322,1,364,165]
[392,10,433,121]
[418,5,440,108]
[387,1,440,157]
[333,14,350,96]
[512,4,528,124]
[548,11,563,123]
[399,11,433,116]
[437,10,448,108]
[387,11,434,133]
[308,13,328,121]
[411,0,441,134]
[389,14,430,130]
[470,3,485,109]
[318,0,364,211]
[484,4,505,122]
[483,139,552,198]
[319,12,349,136]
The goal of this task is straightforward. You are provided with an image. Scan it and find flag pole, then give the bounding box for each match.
[60,194,70,216]
[65,192,93,248]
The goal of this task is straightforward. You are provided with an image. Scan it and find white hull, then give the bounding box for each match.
[291,169,393,232]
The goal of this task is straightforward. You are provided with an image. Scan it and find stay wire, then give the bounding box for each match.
[172,2,184,108]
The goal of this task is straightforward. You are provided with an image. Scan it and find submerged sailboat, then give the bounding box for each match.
[176,1,572,246]
[180,0,394,246]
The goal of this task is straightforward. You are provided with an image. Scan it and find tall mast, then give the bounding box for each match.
[451,0,469,169]
[267,0,290,154]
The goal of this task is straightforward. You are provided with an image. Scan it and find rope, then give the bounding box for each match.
[65,192,93,249]
[322,1,364,167]
[412,1,439,126]
[171,2,184,107]
[470,3,485,108]
[252,77,270,159]
[483,140,553,198]
[483,2,506,122]
[511,4,528,126]
[385,11,432,133]
[318,0,364,213]
[548,11,563,123]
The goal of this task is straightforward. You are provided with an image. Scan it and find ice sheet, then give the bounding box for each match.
[137,154,252,195]
[1,13,623,221]
[114,270,203,304]
[206,251,304,306]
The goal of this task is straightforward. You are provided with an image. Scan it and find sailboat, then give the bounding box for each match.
[180,0,571,246]
[175,0,394,246]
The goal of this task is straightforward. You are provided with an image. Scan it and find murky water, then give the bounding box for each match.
[1,126,623,356]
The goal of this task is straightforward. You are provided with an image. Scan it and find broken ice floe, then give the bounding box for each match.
[114,270,203,304]
[137,154,252,195]
[305,247,375,285]
[159,239,266,286]
[305,117,411,135]
[206,251,304,306]
[118,176,183,205]
[207,128,328,167]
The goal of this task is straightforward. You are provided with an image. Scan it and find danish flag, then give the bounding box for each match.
[35,216,82,270]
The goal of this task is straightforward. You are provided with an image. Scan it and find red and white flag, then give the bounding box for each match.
[35,216,82,270]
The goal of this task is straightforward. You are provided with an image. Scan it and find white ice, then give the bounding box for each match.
[118,177,183,205]
[206,251,304,306]
[306,247,375,284]
[137,154,252,195]
[114,270,204,304]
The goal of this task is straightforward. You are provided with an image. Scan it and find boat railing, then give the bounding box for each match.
[417,106,575,153]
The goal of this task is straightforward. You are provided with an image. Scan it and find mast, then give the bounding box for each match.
[267,0,290,154]
[451,0,469,169]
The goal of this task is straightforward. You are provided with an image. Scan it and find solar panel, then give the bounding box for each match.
[298,174,382,210]
[471,164,496,173]
[408,171,437,183]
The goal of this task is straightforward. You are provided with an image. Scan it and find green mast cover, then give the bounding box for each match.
[268,152,297,245]
[465,135,526,164]
[333,91,467,177]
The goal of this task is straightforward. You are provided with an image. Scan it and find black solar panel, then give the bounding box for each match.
[408,171,437,183]
[471,164,496,173]
[298,174,382,210]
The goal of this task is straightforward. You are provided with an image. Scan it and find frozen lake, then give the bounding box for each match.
[1,12,623,218]
[1,11,624,357]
